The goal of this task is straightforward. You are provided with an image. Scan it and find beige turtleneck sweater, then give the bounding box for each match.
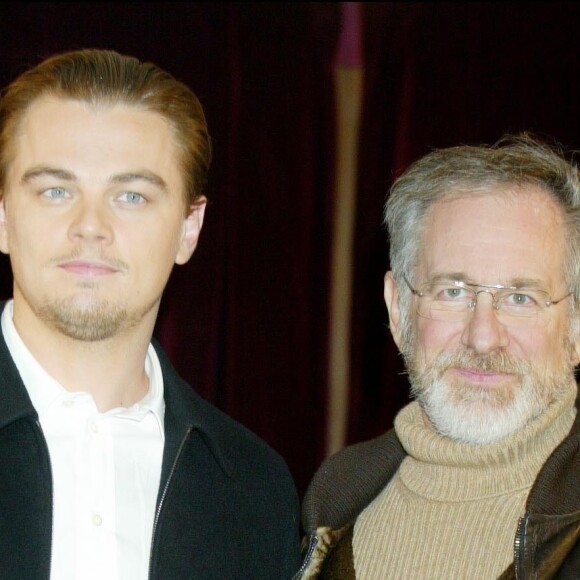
[352,384,577,579]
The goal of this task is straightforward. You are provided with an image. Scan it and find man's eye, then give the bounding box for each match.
[437,287,470,301]
[118,191,145,204]
[505,292,537,307]
[41,187,68,199]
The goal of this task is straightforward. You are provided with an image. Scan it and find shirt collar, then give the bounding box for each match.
[1,300,164,434]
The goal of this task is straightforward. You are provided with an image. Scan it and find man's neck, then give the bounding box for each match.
[11,302,155,412]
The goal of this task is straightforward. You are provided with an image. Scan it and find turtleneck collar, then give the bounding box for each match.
[394,383,577,502]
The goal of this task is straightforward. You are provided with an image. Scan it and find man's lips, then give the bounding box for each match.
[58,260,120,276]
[450,367,514,385]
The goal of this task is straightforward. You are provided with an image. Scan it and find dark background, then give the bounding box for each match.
[1,2,580,498]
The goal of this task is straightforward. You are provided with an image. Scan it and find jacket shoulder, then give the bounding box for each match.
[193,386,293,476]
[302,429,406,532]
[528,391,580,515]
[155,338,296,488]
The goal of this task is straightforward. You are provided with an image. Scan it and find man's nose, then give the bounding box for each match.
[461,291,509,354]
[68,199,114,244]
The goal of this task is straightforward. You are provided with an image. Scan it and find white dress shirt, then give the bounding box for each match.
[1,301,165,580]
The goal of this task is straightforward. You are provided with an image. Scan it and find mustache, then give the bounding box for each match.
[49,249,129,272]
[431,350,531,376]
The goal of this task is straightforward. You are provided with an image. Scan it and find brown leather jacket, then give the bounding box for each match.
[296,396,580,579]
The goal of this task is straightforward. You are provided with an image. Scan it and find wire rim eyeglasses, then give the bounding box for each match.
[403,275,572,328]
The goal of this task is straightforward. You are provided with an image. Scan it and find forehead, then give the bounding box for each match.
[8,96,182,190]
[419,186,567,288]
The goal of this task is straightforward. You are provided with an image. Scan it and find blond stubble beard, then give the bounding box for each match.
[36,295,158,342]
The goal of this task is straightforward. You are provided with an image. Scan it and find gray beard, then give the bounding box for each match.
[402,336,576,445]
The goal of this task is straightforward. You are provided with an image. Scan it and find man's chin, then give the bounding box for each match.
[418,377,534,445]
[38,298,127,342]
[445,373,519,407]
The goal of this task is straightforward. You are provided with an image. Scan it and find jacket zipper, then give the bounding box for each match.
[147,426,192,580]
[513,514,527,580]
[35,419,55,579]
[292,533,319,580]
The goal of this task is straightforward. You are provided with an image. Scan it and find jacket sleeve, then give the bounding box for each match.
[281,481,302,578]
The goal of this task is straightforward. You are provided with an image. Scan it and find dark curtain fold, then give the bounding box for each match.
[155,4,339,497]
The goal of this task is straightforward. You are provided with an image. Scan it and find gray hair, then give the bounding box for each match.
[384,133,580,343]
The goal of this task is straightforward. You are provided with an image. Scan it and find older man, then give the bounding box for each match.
[297,134,579,579]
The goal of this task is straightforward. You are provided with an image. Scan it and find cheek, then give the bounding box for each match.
[8,208,57,249]
[513,310,564,349]
[508,332,542,355]
[414,319,463,366]
[5,220,31,257]
[131,232,182,276]
[509,325,567,366]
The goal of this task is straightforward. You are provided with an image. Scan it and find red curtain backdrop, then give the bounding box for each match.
[2,2,580,498]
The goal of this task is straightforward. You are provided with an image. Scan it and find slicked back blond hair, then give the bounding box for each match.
[0,49,212,210]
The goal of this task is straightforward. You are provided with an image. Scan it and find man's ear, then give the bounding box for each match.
[175,197,207,265]
[572,318,580,367]
[384,271,403,349]
[573,340,580,368]
[0,197,9,255]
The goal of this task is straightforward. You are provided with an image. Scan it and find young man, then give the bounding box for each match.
[298,135,579,578]
[0,49,300,579]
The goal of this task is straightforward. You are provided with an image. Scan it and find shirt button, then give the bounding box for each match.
[89,422,98,434]
[92,514,102,527]
[62,400,74,408]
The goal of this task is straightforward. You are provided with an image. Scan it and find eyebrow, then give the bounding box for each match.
[505,277,547,289]
[20,166,168,192]
[108,171,168,192]
[428,272,468,284]
[21,166,75,184]
[428,272,547,289]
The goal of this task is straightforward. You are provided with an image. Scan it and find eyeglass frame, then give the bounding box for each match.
[402,275,572,325]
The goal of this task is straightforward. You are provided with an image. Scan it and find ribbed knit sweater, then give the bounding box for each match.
[352,385,577,579]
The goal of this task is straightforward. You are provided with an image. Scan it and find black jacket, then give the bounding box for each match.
[0,326,301,579]
[297,396,580,579]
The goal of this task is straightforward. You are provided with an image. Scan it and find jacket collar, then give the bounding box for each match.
[302,429,406,532]
[0,320,38,429]
[526,389,580,516]
[152,337,234,478]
